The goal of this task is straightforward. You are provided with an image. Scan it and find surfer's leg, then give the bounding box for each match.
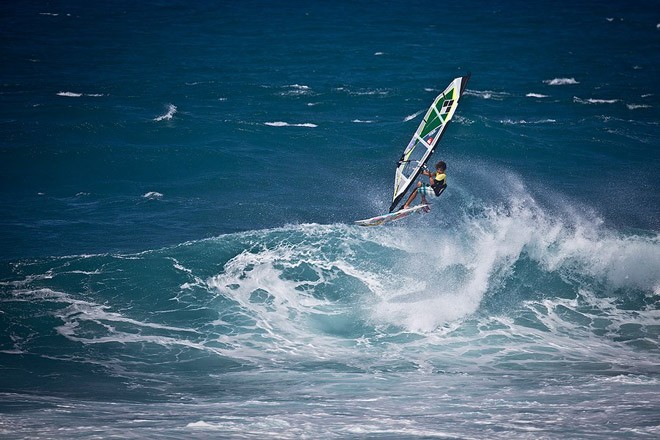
[402,190,416,209]
[402,184,421,209]
[420,190,429,208]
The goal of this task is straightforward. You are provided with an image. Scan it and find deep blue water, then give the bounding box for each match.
[1,1,659,438]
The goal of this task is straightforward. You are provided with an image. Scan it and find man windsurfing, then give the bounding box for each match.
[401,160,447,210]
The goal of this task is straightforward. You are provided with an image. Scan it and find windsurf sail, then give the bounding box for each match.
[389,74,470,212]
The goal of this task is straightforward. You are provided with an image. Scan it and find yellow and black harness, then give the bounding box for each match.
[430,172,447,196]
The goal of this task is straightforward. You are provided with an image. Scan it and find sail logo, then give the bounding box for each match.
[441,99,455,114]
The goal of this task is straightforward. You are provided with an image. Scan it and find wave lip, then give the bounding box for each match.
[573,97,619,105]
[403,110,424,122]
[500,118,556,125]
[280,84,312,96]
[57,91,104,97]
[464,89,509,100]
[57,91,82,97]
[544,78,579,86]
[333,86,390,97]
[142,191,163,199]
[154,104,177,121]
[264,121,317,127]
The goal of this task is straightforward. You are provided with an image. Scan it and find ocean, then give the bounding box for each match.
[1,1,659,438]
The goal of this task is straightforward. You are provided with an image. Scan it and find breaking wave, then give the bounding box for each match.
[264,121,318,127]
[544,78,579,86]
[154,104,177,121]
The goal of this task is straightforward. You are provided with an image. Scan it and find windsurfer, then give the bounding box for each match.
[401,160,447,210]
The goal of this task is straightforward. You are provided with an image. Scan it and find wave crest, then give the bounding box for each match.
[544,78,579,85]
[264,121,317,127]
[154,104,177,121]
[573,97,619,105]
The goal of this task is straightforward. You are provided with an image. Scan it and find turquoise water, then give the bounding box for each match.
[1,1,659,438]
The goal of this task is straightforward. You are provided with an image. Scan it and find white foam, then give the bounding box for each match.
[187,421,221,430]
[205,240,343,362]
[538,227,660,291]
[57,92,82,97]
[627,104,651,110]
[352,119,375,123]
[403,110,424,122]
[142,191,163,199]
[154,104,177,121]
[598,375,660,385]
[500,119,557,125]
[280,84,311,96]
[464,89,509,100]
[57,92,104,97]
[287,84,309,90]
[264,121,317,128]
[573,96,618,104]
[544,78,579,85]
[364,173,660,333]
[500,119,556,125]
[334,87,389,96]
[526,93,549,98]
[7,287,203,353]
[453,115,474,125]
[0,349,24,355]
[370,201,540,331]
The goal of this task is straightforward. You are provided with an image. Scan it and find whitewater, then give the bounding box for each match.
[2,179,659,438]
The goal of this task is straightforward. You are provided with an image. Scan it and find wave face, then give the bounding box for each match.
[2,185,659,437]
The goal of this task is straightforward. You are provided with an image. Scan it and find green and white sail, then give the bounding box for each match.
[389,74,470,212]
